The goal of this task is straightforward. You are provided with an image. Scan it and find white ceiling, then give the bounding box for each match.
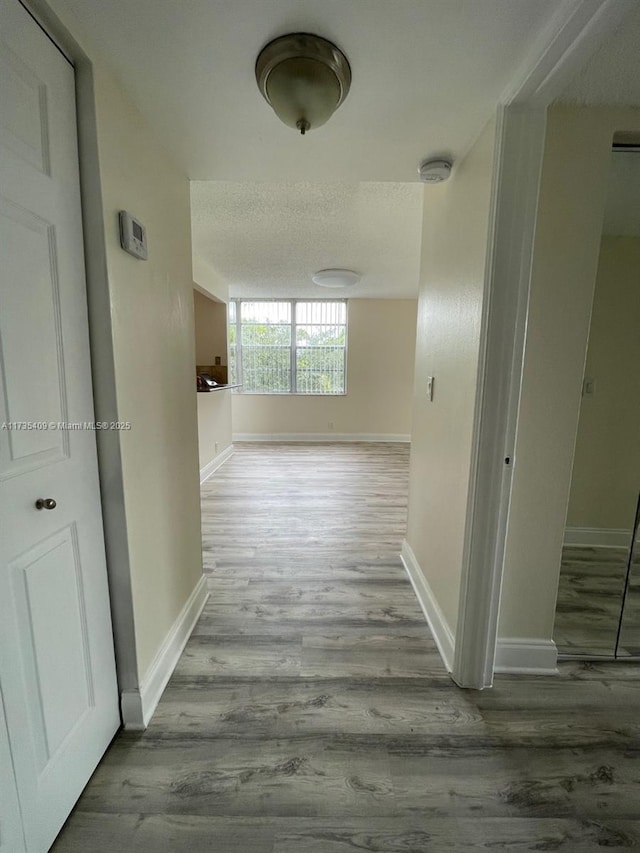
[56,0,563,182]
[560,4,640,107]
[191,181,424,298]
[54,0,599,298]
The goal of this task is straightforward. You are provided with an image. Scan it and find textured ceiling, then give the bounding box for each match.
[51,0,562,181]
[560,4,640,106]
[191,182,424,298]
[603,151,640,236]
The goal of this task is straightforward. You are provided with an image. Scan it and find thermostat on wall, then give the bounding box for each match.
[118,210,148,260]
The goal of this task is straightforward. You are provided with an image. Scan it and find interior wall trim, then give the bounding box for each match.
[453,105,548,690]
[503,0,636,105]
[200,444,234,484]
[120,575,209,730]
[452,0,635,690]
[233,433,411,443]
[564,526,634,548]
[494,638,559,675]
[401,540,455,673]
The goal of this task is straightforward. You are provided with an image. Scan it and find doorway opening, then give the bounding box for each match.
[553,143,640,661]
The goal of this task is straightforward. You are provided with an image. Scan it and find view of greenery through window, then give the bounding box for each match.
[229,300,347,394]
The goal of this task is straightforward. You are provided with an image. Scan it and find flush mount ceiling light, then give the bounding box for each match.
[256,33,351,135]
[418,159,453,183]
[312,269,360,288]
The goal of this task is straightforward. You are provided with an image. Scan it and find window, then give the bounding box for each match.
[229,299,347,394]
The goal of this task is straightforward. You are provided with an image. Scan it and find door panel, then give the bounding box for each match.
[0,39,50,174]
[0,2,120,851]
[9,525,94,766]
[0,198,68,473]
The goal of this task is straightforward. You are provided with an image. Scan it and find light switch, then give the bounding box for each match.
[426,375,435,401]
[582,377,596,397]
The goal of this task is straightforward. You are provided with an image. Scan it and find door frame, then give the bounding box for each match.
[453,0,636,688]
[16,0,140,703]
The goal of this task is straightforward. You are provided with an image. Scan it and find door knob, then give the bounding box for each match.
[35,498,57,510]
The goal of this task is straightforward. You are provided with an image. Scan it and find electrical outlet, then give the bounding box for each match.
[582,377,596,397]
[328,422,334,430]
[214,441,219,454]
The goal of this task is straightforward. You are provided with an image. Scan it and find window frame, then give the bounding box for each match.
[230,298,348,396]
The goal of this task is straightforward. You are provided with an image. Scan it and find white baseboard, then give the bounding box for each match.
[400,541,559,678]
[233,432,411,443]
[400,540,455,672]
[120,575,209,729]
[494,638,558,675]
[200,444,234,483]
[563,526,632,548]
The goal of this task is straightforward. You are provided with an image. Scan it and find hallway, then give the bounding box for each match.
[53,444,640,851]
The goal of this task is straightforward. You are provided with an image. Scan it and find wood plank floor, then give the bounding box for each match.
[53,443,640,852]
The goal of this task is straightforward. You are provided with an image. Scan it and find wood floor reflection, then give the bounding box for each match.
[554,545,640,656]
[554,545,628,656]
[53,443,640,852]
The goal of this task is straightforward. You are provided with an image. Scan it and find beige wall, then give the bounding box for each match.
[92,67,203,676]
[192,259,234,471]
[197,392,233,471]
[406,117,496,633]
[193,289,233,470]
[231,299,417,437]
[193,255,229,303]
[46,0,203,680]
[194,290,228,367]
[499,106,640,641]
[566,236,640,532]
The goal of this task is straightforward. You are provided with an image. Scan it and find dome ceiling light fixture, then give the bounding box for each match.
[312,269,361,288]
[255,33,351,135]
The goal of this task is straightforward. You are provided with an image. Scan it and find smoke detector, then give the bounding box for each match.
[418,159,452,183]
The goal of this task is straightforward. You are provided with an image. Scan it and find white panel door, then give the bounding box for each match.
[0,1,120,851]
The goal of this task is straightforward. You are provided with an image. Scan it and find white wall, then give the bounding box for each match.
[405,117,496,634]
[566,236,640,534]
[231,299,417,438]
[499,106,640,641]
